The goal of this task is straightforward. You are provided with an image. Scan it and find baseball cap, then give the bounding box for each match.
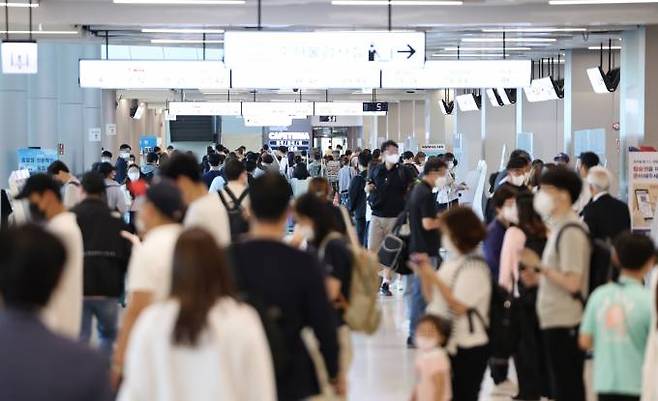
[553,152,570,163]
[145,179,185,222]
[15,174,62,200]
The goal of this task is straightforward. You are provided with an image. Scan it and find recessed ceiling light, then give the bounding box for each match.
[482,27,587,33]
[462,37,557,42]
[142,28,225,34]
[588,45,621,49]
[0,30,79,35]
[550,0,658,4]
[114,0,245,4]
[332,0,463,5]
[151,39,224,44]
[0,2,39,7]
[444,46,531,51]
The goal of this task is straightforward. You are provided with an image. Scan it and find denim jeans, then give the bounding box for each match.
[80,297,119,359]
[340,192,349,207]
[407,257,437,339]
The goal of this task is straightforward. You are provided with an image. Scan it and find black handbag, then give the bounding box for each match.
[376,211,411,273]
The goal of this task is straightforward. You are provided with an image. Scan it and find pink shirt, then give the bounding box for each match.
[415,348,451,401]
[498,226,526,293]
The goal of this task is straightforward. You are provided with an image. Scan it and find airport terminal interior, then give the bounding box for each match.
[4,1,658,401]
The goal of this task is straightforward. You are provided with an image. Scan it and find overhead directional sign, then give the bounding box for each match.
[224,31,426,68]
[79,60,230,89]
[231,65,380,89]
[168,102,242,116]
[382,60,532,89]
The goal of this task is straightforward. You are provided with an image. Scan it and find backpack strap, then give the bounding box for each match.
[318,232,346,261]
[554,222,590,304]
[217,190,231,210]
[449,255,490,334]
[224,187,249,209]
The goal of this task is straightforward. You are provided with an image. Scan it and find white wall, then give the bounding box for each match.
[0,42,101,182]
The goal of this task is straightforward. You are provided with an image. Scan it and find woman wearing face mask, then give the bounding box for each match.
[293,193,353,398]
[499,193,551,401]
[436,153,463,212]
[417,206,490,401]
[505,157,531,189]
[125,164,145,232]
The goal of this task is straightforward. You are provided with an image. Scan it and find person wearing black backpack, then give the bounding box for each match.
[228,173,340,401]
[519,167,591,401]
[218,158,250,241]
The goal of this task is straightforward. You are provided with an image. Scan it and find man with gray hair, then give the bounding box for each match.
[582,166,630,242]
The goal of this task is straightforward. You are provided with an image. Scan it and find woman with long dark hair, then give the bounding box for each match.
[498,192,550,401]
[294,193,353,397]
[118,229,275,401]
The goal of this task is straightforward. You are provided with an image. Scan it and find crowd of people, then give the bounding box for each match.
[0,138,657,401]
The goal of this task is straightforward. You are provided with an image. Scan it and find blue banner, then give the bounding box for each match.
[139,136,158,153]
[17,148,58,174]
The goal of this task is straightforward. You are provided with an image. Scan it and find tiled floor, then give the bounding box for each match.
[348,292,517,401]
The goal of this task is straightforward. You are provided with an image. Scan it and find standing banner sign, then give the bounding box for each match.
[420,144,446,157]
[628,148,658,231]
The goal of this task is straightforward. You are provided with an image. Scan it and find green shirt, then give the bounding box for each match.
[580,275,652,396]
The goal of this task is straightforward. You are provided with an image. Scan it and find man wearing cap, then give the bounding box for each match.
[97,162,129,215]
[15,174,84,339]
[112,179,184,389]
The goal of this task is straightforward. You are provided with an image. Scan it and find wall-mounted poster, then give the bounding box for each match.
[17,148,58,174]
[628,148,658,231]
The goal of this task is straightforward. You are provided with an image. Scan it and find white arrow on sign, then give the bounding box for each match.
[224,31,425,68]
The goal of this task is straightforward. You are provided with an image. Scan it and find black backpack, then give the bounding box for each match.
[218,187,250,239]
[555,222,613,302]
[454,257,519,364]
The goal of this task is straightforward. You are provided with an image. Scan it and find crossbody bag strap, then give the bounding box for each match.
[555,222,590,304]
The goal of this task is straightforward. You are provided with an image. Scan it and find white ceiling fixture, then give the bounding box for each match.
[151,39,224,44]
[142,28,225,34]
[550,0,658,4]
[456,93,480,111]
[588,45,621,50]
[332,0,462,5]
[0,30,78,35]
[444,46,531,51]
[481,27,587,33]
[114,0,245,4]
[168,102,241,116]
[462,37,556,43]
[0,2,39,7]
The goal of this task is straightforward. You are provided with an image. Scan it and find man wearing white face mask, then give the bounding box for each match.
[501,157,531,189]
[366,140,415,296]
[519,167,591,401]
[573,152,600,215]
[406,157,448,347]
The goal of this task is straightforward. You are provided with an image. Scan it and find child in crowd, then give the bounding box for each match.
[411,315,452,401]
[579,232,656,401]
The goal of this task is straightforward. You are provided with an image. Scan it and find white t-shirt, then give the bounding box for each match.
[126,224,182,302]
[426,255,491,354]
[184,193,231,247]
[43,212,84,339]
[62,177,82,209]
[118,298,276,401]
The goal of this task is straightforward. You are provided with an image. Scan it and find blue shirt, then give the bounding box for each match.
[482,219,506,279]
[203,169,223,189]
[580,276,652,396]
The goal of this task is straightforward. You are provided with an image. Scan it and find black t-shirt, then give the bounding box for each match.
[368,163,414,218]
[229,240,339,401]
[408,181,440,256]
[321,238,353,326]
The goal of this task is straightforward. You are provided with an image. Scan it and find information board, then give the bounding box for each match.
[17,148,58,173]
[268,132,311,152]
[420,144,446,157]
[628,149,658,231]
